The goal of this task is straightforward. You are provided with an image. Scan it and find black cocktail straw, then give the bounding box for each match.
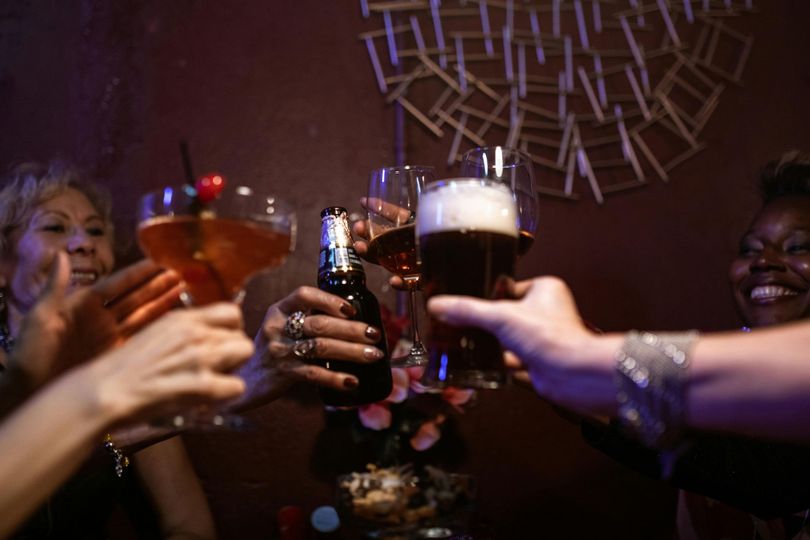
[179,140,195,185]
[180,139,203,214]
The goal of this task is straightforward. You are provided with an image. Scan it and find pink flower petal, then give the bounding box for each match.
[358,403,392,430]
[410,420,442,451]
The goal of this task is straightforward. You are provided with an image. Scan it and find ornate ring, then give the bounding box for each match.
[292,338,317,360]
[284,310,307,340]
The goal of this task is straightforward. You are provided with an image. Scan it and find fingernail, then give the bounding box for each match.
[364,326,381,340]
[363,347,384,360]
[340,302,357,317]
[344,377,359,389]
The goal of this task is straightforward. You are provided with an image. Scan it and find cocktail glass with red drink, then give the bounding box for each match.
[138,177,296,428]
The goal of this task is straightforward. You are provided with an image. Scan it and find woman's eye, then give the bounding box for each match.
[787,244,810,255]
[87,227,106,237]
[739,245,759,257]
[41,224,66,233]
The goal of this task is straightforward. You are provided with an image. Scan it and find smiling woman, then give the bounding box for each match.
[582,151,810,540]
[0,163,115,338]
[729,151,810,328]
[0,161,218,539]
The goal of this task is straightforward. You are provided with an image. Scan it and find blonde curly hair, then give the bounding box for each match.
[0,161,113,257]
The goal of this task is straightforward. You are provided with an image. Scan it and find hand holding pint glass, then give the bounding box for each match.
[416,178,519,389]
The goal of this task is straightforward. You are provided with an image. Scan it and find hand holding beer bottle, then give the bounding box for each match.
[316,207,393,406]
[365,166,435,367]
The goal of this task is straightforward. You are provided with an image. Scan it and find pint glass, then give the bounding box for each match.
[416,178,519,389]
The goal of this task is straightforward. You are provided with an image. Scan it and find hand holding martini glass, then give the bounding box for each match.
[137,173,296,428]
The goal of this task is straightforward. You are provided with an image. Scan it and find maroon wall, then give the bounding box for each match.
[2,1,809,538]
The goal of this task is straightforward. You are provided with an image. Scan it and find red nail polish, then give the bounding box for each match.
[340,302,357,317]
[364,326,381,340]
[343,377,359,389]
[363,347,383,360]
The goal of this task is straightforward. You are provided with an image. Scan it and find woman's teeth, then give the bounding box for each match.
[750,285,799,300]
[70,271,98,284]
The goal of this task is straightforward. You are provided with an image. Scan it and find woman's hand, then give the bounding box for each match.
[87,302,251,424]
[231,286,387,411]
[8,254,182,393]
[0,302,250,539]
[427,276,620,416]
[352,197,411,289]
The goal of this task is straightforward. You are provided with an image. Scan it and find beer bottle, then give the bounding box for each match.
[316,207,393,406]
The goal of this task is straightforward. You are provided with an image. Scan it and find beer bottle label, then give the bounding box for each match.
[320,213,352,249]
[319,208,365,276]
[318,247,363,273]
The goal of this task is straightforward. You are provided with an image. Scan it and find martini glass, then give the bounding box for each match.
[138,183,296,429]
[460,146,539,256]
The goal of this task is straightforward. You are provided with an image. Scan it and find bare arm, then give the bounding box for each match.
[427,276,810,442]
[0,255,182,418]
[0,303,250,538]
[0,365,110,537]
[134,437,216,540]
[686,323,810,439]
[560,324,810,440]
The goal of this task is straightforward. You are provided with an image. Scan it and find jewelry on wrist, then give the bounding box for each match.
[103,433,130,478]
[615,330,698,451]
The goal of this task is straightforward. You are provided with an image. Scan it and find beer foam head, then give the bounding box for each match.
[416,178,518,237]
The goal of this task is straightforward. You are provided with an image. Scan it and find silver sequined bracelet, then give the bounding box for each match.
[615,330,699,472]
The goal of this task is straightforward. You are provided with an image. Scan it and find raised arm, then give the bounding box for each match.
[427,276,810,442]
[0,303,251,538]
[0,254,182,416]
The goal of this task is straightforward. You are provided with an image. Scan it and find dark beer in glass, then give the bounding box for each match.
[417,179,518,389]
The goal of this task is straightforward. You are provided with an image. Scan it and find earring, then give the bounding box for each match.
[0,288,12,354]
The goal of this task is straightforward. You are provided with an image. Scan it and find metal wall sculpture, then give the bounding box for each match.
[359,1,755,203]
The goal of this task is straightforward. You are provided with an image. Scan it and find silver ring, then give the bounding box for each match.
[292,339,317,359]
[284,310,306,340]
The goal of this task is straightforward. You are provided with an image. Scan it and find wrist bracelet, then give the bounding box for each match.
[103,434,130,478]
[615,330,698,451]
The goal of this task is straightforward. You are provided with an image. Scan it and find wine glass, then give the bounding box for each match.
[137,182,296,428]
[366,166,434,367]
[460,146,539,256]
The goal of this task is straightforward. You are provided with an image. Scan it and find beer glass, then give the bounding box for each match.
[416,178,519,389]
[460,146,538,255]
[366,166,433,367]
[138,183,296,428]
